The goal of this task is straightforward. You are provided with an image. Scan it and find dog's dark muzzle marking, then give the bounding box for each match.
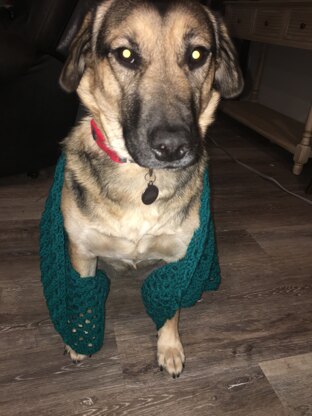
[124,120,200,169]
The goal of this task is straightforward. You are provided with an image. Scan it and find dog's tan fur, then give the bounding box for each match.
[59,0,243,377]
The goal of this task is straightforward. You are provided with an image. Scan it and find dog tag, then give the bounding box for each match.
[142,183,159,205]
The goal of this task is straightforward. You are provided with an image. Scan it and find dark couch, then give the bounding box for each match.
[0,0,87,177]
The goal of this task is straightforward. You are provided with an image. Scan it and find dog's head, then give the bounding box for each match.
[60,0,243,169]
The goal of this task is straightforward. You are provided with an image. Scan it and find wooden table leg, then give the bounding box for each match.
[293,105,312,175]
[249,43,267,103]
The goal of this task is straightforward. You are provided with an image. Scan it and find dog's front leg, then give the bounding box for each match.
[65,241,97,363]
[68,242,97,277]
[157,310,185,378]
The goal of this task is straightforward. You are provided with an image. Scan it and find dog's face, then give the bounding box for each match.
[61,0,243,169]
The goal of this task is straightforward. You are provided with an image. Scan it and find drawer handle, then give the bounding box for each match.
[264,20,269,27]
[300,23,306,30]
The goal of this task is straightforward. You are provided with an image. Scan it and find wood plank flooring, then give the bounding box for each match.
[260,353,312,416]
[0,113,311,415]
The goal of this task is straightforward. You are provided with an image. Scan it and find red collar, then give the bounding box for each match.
[91,119,127,164]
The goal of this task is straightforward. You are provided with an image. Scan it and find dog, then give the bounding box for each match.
[59,0,243,377]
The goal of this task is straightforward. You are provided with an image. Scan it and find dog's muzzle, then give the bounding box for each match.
[124,121,201,169]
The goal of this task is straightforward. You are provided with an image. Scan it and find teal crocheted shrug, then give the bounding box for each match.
[40,154,221,355]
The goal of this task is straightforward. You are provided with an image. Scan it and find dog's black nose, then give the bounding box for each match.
[150,126,191,162]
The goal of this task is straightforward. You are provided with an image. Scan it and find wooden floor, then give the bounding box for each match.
[0,114,311,416]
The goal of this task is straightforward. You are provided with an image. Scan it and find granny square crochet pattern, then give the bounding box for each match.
[40,154,221,355]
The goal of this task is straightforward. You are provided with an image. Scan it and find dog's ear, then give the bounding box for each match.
[59,13,92,93]
[211,13,244,99]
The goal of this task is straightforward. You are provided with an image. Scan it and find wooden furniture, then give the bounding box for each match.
[223,1,312,175]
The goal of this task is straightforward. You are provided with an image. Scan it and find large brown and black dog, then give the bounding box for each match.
[59,0,243,377]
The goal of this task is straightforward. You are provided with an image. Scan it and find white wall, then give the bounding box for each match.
[248,43,312,123]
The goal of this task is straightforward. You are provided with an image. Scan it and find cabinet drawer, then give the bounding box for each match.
[226,7,254,37]
[253,9,285,38]
[285,8,312,44]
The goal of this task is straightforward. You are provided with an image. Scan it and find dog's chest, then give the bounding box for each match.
[71,203,193,267]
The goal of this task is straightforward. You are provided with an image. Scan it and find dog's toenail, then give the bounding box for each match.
[89,355,92,358]
[173,374,176,379]
[72,360,79,364]
[159,366,163,372]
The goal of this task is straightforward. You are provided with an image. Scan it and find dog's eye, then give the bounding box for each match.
[115,47,140,69]
[187,47,209,70]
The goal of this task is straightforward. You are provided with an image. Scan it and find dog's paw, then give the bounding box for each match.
[157,340,185,378]
[64,345,88,363]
